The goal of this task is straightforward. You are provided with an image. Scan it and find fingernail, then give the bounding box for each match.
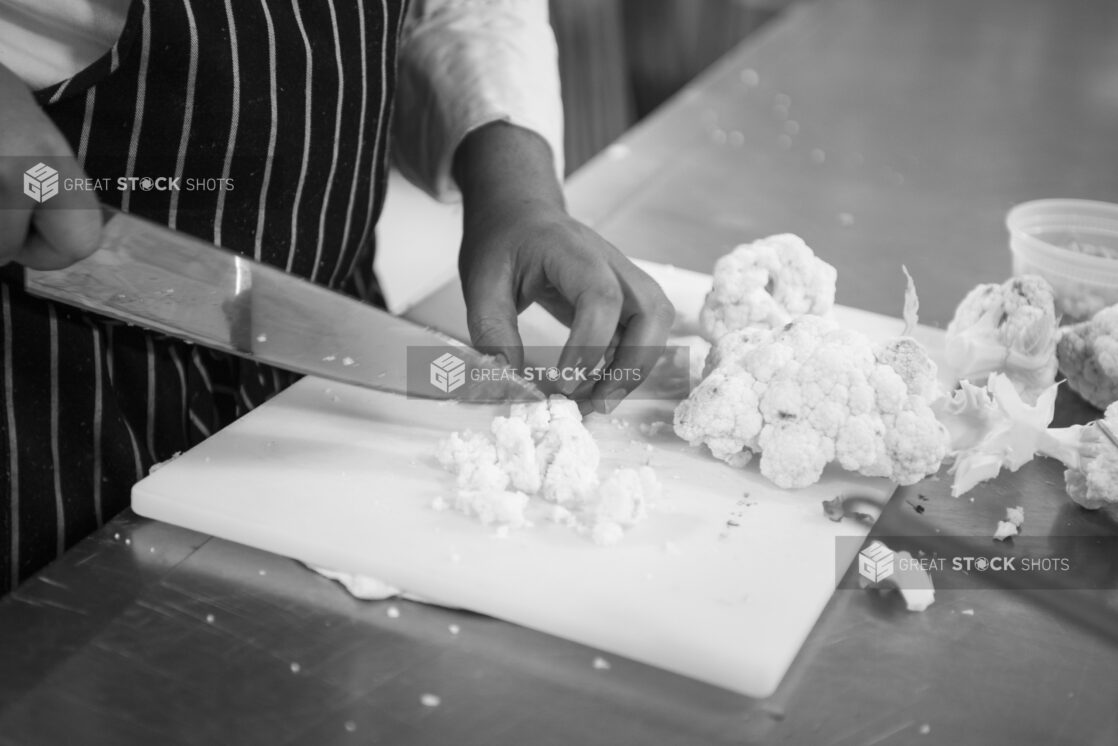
[560,377,580,396]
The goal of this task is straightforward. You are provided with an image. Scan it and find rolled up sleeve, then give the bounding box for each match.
[392,0,565,201]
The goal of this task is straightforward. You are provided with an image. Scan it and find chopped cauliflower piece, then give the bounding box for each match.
[435,395,661,541]
[1005,505,1025,527]
[491,416,541,493]
[675,315,948,489]
[434,431,510,493]
[537,417,600,505]
[1056,304,1118,410]
[945,275,1059,403]
[699,233,837,342]
[993,520,1018,541]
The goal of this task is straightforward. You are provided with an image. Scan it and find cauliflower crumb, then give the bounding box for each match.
[1005,505,1025,527]
[386,606,400,619]
[420,694,441,707]
[699,233,837,341]
[592,656,612,670]
[993,520,1018,541]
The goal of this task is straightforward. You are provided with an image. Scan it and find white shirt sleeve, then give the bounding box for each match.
[392,0,565,202]
[0,0,129,89]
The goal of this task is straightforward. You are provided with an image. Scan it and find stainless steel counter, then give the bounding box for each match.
[3,0,1118,743]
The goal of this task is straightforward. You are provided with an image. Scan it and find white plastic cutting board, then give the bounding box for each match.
[133,263,946,697]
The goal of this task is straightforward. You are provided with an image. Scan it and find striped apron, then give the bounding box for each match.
[0,0,410,594]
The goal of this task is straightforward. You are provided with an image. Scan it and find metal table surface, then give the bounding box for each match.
[3,0,1118,743]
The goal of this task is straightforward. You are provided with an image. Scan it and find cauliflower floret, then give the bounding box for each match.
[702,327,771,377]
[1056,304,1118,410]
[675,315,949,489]
[757,422,834,489]
[884,403,950,485]
[1063,403,1118,509]
[945,275,1059,403]
[875,337,941,402]
[835,415,887,473]
[673,368,764,466]
[699,233,837,342]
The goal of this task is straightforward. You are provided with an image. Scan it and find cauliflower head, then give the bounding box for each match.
[944,275,1059,403]
[674,315,949,489]
[1056,304,1118,411]
[698,233,837,342]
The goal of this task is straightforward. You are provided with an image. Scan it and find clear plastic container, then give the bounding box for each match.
[1007,199,1118,322]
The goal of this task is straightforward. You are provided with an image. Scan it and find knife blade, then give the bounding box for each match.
[24,209,544,403]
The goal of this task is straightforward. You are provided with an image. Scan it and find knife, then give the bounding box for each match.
[24,209,544,403]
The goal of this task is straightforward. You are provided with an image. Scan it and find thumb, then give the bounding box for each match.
[463,274,525,371]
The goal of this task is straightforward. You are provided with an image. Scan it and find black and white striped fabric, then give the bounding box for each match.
[0,0,410,594]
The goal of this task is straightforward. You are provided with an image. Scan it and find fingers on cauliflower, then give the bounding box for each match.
[674,315,948,488]
[945,275,1059,402]
[699,233,837,342]
[1056,304,1118,410]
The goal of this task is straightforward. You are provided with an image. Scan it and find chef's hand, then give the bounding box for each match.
[0,62,102,270]
[454,122,674,415]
